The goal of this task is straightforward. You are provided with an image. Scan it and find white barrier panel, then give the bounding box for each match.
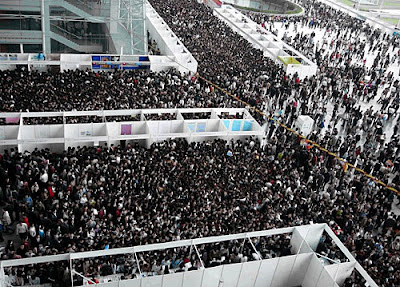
[302,254,339,287]
[145,1,198,74]
[325,261,356,286]
[149,56,179,72]
[202,265,223,287]
[237,260,261,287]
[302,254,326,287]
[290,228,306,254]
[220,263,242,287]
[213,5,317,79]
[254,258,279,287]
[304,224,325,252]
[271,255,297,287]
[119,278,141,287]
[0,108,264,153]
[316,267,337,287]
[0,224,378,287]
[96,282,119,287]
[287,253,313,287]
[335,262,356,285]
[0,126,19,140]
[182,269,203,287]
[299,240,314,254]
[0,53,196,74]
[60,54,92,71]
[142,275,163,287]
[162,272,184,287]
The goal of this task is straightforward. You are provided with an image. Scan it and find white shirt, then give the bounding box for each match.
[40,172,48,183]
[16,222,28,235]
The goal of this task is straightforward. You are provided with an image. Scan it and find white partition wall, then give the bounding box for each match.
[0,108,263,153]
[302,224,326,251]
[0,224,378,287]
[325,261,357,286]
[145,1,198,73]
[0,123,19,152]
[0,53,197,74]
[18,124,65,152]
[213,5,317,79]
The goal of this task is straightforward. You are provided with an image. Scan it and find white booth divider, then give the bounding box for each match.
[0,224,378,287]
[303,224,326,252]
[203,265,224,287]
[142,275,163,287]
[0,52,196,74]
[325,261,356,286]
[0,126,19,140]
[287,253,314,286]
[302,254,336,287]
[118,278,141,287]
[253,258,279,287]
[145,1,198,73]
[290,227,306,254]
[182,269,203,287]
[60,54,92,71]
[0,54,26,71]
[213,5,317,79]
[161,272,184,287]
[0,108,264,153]
[221,263,242,287]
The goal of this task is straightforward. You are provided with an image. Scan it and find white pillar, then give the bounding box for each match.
[41,0,51,53]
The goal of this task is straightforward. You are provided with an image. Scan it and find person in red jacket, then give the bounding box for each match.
[48,186,55,198]
[22,216,29,228]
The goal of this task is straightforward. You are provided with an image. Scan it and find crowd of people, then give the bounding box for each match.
[0,0,400,286]
[0,136,377,284]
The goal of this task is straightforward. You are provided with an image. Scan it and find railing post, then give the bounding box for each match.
[70,254,74,287]
[247,235,262,260]
[0,261,5,287]
[134,251,142,277]
[72,270,96,284]
[193,244,205,269]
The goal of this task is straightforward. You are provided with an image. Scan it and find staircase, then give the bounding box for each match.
[50,0,101,20]
[49,24,104,53]
[64,0,108,17]
[46,0,109,53]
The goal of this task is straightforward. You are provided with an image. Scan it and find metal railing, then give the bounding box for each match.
[64,0,111,17]
[50,23,107,46]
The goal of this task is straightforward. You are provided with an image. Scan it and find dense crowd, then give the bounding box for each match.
[0,69,227,113]
[0,0,400,286]
[1,135,387,284]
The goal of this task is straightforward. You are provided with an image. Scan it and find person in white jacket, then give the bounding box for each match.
[2,210,11,226]
[15,221,28,240]
[2,210,12,233]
